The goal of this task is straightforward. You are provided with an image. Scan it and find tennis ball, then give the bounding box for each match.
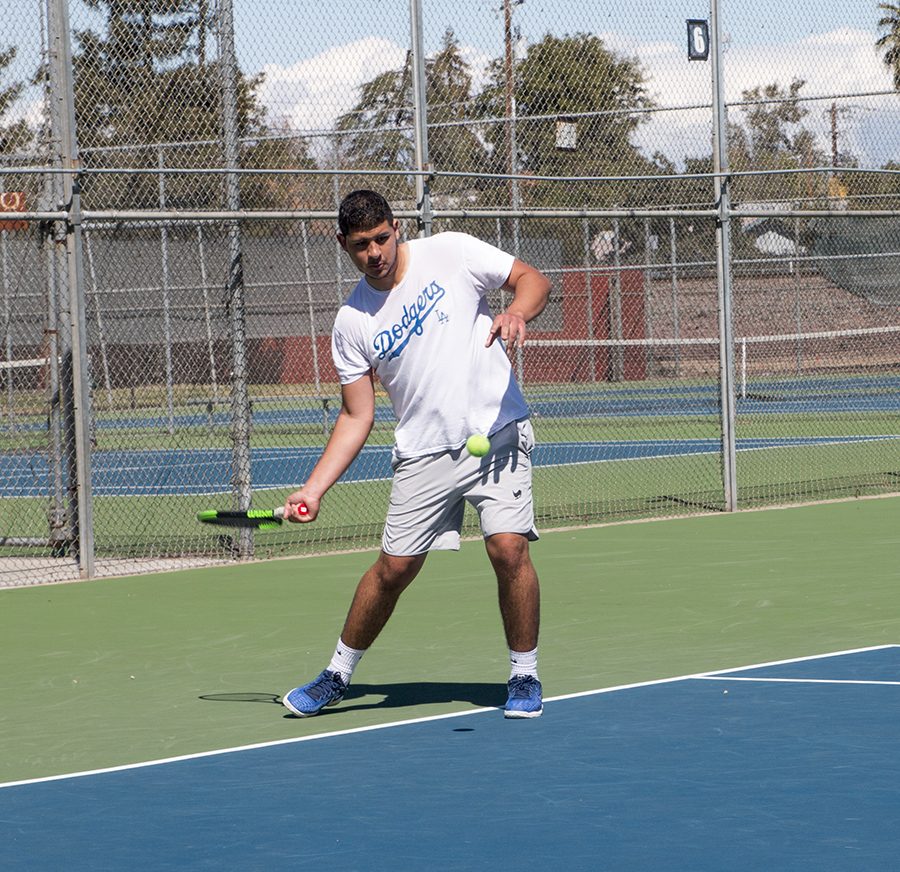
[466,434,491,457]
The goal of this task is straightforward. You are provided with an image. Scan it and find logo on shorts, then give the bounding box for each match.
[513,489,522,499]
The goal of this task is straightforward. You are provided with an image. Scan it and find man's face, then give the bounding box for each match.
[339,219,401,287]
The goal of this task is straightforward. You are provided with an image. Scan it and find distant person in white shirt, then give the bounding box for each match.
[282,190,552,719]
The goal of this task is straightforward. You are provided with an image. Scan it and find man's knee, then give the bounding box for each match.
[372,551,426,593]
[485,533,532,574]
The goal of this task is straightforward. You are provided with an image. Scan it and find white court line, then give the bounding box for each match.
[696,676,900,686]
[1,642,896,792]
[698,642,899,677]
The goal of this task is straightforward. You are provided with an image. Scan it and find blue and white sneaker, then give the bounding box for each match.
[282,670,347,717]
[504,675,543,718]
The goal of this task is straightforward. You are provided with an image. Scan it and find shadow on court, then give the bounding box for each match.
[199,681,506,713]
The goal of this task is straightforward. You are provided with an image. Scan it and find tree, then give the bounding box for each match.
[425,29,490,202]
[73,0,313,210]
[876,3,900,89]
[739,80,809,158]
[335,61,413,170]
[334,30,658,224]
[473,33,657,211]
[843,160,900,207]
[75,0,204,150]
[334,29,485,205]
[728,79,829,203]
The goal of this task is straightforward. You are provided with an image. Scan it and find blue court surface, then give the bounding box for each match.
[3,645,899,870]
[3,434,898,497]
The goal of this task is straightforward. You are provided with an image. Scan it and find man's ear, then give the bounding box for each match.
[337,233,347,251]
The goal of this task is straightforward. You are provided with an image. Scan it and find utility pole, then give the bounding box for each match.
[830,102,839,169]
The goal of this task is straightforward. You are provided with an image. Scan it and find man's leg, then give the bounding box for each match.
[485,532,543,718]
[340,550,427,650]
[283,550,426,717]
[485,532,540,651]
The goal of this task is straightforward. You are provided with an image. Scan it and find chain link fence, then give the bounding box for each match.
[1,0,898,585]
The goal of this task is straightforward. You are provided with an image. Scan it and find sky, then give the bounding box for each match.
[1,0,898,167]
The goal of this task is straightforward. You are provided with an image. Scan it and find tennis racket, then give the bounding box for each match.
[197,504,308,529]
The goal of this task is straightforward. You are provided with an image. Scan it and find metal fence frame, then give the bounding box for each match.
[1,0,897,581]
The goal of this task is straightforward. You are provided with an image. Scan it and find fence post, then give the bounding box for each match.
[48,0,95,576]
[710,0,738,512]
[219,0,253,558]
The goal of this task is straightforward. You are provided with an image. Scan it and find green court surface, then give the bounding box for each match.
[2,496,898,785]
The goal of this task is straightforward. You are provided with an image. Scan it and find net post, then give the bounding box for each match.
[643,217,655,378]
[741,339,746,400]
[669,218,681,378]
[610,217,625,382]
[581,217,597,383]
[301,220,322,398]
[1,179,14,427]
[157,147,176,435]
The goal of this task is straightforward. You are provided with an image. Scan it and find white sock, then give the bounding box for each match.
[327,638,366,684]
[509,647,539,680]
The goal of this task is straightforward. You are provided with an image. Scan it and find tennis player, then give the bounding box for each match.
[282,190,551,718]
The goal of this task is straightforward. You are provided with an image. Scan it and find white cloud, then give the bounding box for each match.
[720,28,890,98]
[632,28,899,166]
[458,44,493,93]
[257,36,497,135]
[8,93,45,130]
[257,36,408,133]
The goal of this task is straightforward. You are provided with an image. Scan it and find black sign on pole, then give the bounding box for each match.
[687,19,710,61]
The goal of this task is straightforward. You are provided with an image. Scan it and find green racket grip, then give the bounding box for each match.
[196,504,307,528]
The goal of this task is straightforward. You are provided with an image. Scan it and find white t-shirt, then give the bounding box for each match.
[331,231,530,458]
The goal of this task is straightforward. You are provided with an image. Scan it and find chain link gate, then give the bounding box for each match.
[1,0,898,585]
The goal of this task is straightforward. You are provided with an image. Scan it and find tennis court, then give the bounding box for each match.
[2,434,899,498]
[3,371,899,499]
[3,496,898,869]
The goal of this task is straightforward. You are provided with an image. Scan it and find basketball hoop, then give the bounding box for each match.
[0,191,28,231]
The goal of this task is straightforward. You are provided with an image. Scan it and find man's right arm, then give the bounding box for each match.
[284,372,376,521]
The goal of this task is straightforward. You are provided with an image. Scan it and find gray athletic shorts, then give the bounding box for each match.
[382,418,539,556]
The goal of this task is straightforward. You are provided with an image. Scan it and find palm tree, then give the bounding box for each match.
[876,3,900,89]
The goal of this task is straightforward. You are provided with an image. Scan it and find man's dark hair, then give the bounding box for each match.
[338,190,394,236]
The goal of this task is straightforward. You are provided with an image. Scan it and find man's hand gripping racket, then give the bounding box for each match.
[197,501,311,529]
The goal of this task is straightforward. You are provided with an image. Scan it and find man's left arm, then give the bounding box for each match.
[485,259,552,348]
